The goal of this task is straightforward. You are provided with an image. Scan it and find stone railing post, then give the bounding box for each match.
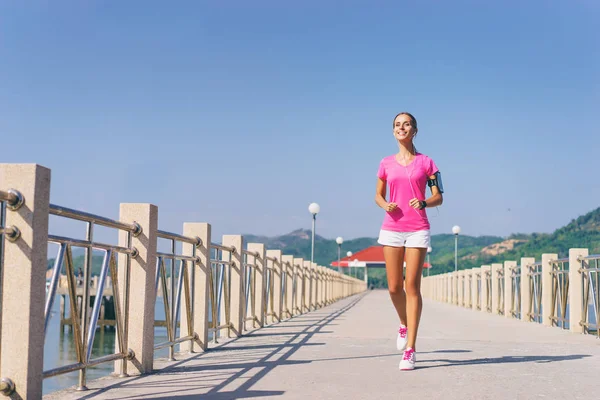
[222,235,244,337]
[0,164,50,399]
[180,223,211,352]
[569,248,588,333]
[116,203,158,375]
[247,243,266,328]
[520,257,535,322]
[504,261,516,318]
[541,253,557,327]
[267,250,283,323]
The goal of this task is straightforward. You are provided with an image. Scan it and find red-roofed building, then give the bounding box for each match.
[330,245,431,269]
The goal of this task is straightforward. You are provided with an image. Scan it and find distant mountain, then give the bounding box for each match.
[244,229,378,267]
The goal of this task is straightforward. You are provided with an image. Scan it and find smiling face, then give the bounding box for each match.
[393,113,418,143]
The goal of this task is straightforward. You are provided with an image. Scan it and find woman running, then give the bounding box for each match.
[374,112,444,370]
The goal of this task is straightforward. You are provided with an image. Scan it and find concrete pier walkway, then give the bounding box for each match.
[46,290,600,400]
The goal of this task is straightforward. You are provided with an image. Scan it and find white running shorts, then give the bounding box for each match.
[377,229,430,248]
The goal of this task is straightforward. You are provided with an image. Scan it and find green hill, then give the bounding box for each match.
[464,207,600,267]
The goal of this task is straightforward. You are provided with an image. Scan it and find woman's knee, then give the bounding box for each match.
[405,280,420,296]
[388,284,405,296]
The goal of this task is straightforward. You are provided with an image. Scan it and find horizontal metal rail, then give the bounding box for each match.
[211,243,236,253]
[210,259,235,266]
[156,252,198,263]
[153,335,195,351]
[208,323,232,332]
[48,235,137,256]
[43,351,132,378]
[157,230,201,246]
[241,248,260,257]
[49,204,141,236]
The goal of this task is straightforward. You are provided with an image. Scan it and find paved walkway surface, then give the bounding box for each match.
[46,290,600,400]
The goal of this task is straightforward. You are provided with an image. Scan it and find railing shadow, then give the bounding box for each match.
[71,291,370,399]
[417,354,592,370]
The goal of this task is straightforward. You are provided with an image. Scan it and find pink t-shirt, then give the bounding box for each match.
[377,153,439,232]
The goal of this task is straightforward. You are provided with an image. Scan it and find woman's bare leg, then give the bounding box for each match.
[383,246,407,326]
[404,247,427,350]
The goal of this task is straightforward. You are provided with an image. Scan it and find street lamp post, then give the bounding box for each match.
[336,237,344,274]
[452,225,461,272]
[308,203,320,311]
[427,246,432,276]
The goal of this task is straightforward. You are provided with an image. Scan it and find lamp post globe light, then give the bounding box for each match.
[452,225,461,272]
[336,236,343,274]
[308,203,320,311]
[426,246,432,276]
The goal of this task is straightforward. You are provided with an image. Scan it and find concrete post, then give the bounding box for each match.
[491,263,502,315]
[0,164,50,399]
[180,223,211,352]
[267,250,283,323]
[521,257,535,322]
[504,261,516,318]
[116,204,158,375]
[247,243,266,328]
[541,253,557,327]
[222,235,244,337]
[569,248,588,333]
[472,268,480,310]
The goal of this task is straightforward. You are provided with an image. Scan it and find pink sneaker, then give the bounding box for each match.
[396,324,408,351]
[399,347,416,370]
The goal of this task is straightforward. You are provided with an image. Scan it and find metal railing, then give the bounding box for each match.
[460,273,466,307]
[283,261,294,318]
[527,262,543,323]
[550,258,569,329]
[292,262,302,315]
[466,271,472,308]
[475,272,482,311]
[242,249,260,330]
[484,269,492,312]
[496,269,505,315]
[208,243,235,342]
[0,165,369,398]
[43,204,141,390]
[579,255,599,337]
[264,255,280,324]
[510,265,521,319]
[153,230,200,360]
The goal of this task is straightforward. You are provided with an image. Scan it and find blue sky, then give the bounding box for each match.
[1,1,599,243]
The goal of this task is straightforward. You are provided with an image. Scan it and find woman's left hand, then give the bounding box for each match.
[409,198,422,210]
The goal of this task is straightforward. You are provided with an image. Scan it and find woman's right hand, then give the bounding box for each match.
[385,202,398,212]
